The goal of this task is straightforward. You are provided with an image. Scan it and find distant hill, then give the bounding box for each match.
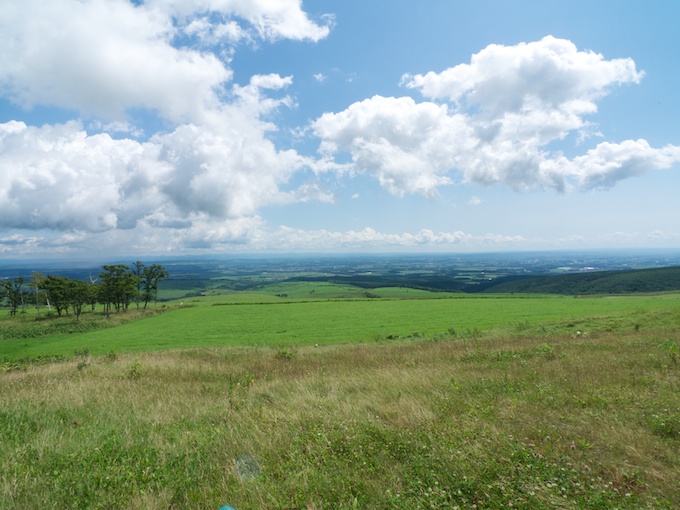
[285,274,467,293]
[285,266,680,295]
[478,266,680,295]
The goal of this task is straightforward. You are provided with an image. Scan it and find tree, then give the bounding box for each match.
[141,264,169,308]
[41,275,71,316]
[28,272,47,317]
[87,281,100,313]
[99,265,137,317]
[131,261,145,309]
[67,279,93,321]
[1,277,25,316]
[0,283,6,311]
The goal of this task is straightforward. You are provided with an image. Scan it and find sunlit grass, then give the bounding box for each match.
[1,326,678,508]
[3,292,680,361]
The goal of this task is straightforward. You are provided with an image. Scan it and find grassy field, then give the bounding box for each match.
[1,286,679,508]
[3,289,680,361]
[1,327,678,508]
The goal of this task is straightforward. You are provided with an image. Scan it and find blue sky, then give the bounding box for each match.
[1,0,679,258]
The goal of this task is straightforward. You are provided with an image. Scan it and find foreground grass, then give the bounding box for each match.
[1,328,678,509]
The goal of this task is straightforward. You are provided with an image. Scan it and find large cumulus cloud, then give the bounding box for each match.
[314,36,680,195]
[0,121,151,232]
[0,88,311,234]
[0,0,330,121]
[0,0,228,121]
[0,0,329,253]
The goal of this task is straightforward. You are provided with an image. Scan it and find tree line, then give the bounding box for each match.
[0,262,169,320]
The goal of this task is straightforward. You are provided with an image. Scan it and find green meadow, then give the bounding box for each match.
[3,285,680,361]
[1,282,679,508]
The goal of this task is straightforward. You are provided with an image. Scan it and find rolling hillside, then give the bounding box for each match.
[479,265,680,295]
[284,265,680,295]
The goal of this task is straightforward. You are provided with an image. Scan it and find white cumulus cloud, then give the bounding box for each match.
[0,121,154,232]
[402,36,642,116]
[314,36,680,195]
[0,0,331,123]
[154,0,332,42]
[0,81,313,237]
[0,1,332,255]
[0,0,231,122]
[314,96,472,196]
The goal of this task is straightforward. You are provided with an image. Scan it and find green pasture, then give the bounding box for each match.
[164,281,461,301]
[3,288,680,361]
[244,280,374,299]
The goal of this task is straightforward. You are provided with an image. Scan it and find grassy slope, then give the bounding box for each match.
[2,284,680,508]
[3,291,680,360]
[1,329,678,509]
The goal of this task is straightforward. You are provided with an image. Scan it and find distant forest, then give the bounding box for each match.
[479,265,680,295]
[289,266,680,295]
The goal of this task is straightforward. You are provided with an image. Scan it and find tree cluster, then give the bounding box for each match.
[0,277,26,316]
[1,262,169,320]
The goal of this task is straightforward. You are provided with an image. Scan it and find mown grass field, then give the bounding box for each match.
[1,284,679,508]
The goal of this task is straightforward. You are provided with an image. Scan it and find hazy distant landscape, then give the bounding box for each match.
[4,249,680,299]
[144,250,680,299]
